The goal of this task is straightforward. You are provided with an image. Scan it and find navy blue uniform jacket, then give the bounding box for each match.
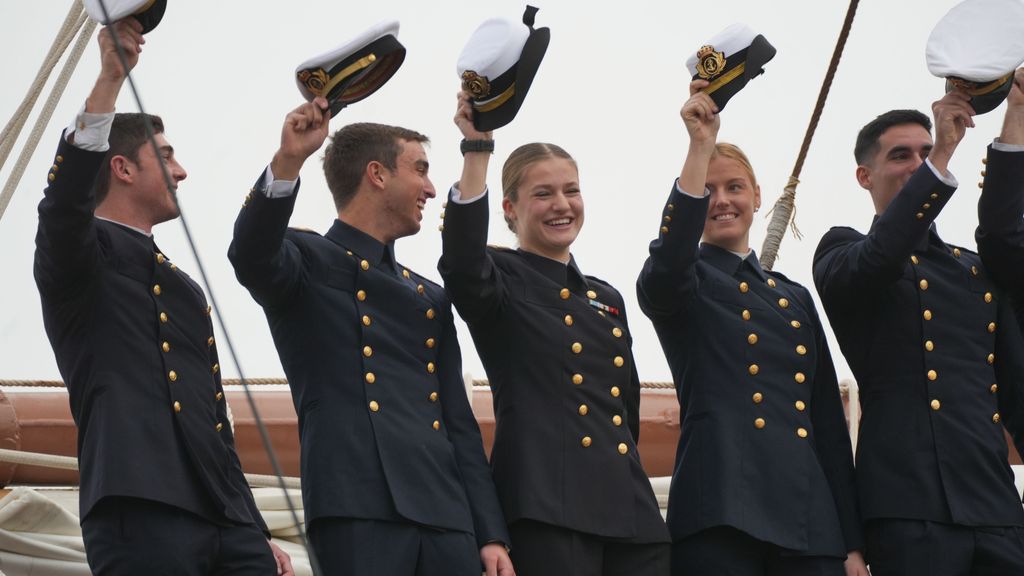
[34,135,265,529]
[637,186,861,556]
[814,162,1024,528]
[228,175,508,547]
[438,190,669,542]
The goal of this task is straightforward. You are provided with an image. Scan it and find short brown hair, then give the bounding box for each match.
[94,113,164,204]
[322,122,429,211]
[710,142,758,189]
[500,142,578,233]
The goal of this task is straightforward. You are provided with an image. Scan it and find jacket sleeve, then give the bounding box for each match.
[976,146,1024,300]
[435,302,510,548]
[34,134,106,298]
[227,171,307,309]
[636,185,707,321]
[437,189,509,325]
[813,164,956,306]
[806,288,863,551]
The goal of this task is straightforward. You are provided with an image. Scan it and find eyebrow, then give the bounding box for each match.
[414,159,429,171]
[159,145,174,156]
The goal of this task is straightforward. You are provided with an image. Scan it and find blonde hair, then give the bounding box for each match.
[710,142,758,189]
[501,142,578,233]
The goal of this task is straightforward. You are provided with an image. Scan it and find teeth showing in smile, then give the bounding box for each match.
[712,213,737,221]
[547,218,572,226]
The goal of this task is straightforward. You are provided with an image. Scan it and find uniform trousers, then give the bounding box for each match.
[866,519,1024,576]
[82,496,275,576]
[308,516,479,576]
[509,519,670,576]
[671,526,844,576]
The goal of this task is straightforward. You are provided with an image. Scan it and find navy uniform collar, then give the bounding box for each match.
[325,219,399,274]
[699,243,768,282]
[517,249,590,293]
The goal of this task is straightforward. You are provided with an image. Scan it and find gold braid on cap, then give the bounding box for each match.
[949,72,1014,96]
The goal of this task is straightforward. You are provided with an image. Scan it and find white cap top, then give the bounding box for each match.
[83,0,154,24]
[295,19,401,101]
[927,0,1024,81]
[456,17,530,87]
[686,23,757,77]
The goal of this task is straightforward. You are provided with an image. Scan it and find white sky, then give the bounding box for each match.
[0,0,1011,385]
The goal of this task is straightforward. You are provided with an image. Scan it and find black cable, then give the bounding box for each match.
[92,4,319,574]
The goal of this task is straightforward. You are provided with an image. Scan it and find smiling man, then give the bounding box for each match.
[813,93,1024,575]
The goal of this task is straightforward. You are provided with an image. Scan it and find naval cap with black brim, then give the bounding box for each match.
[686,23,776,111]
[457,6,551,132]
[295,20,406,116]
[926,0,1024,115]
[83,0,167,34]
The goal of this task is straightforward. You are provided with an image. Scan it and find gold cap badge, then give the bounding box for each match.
[696,45,727,80]
[461,70,491,99]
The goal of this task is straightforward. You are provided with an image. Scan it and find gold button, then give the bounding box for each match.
[363,346,373,357]
[427,362,436,373]
[796,345,807,355]
[564,314,574,326]
[953,248,962,258]
[560,288,570,299]
[369,401,380,412]
[216,422,223,432]
[208,337,215,347]
[661,226,669,234]
[911,255,919,265]
[160,312,168,323]
[426,308,436,320]
[212,363,219,374]
[587,290,597,299]
[156,253,165,264]
[51,164,59,172]
[152,284,162,296]
[916,212,924,220]
[610,386,621,397]
[989,322,997,333]
[767,279,777,288]
[612,415,623,426]
[612,327,623,338]
[161,342,170,353]
[360,260,370,270]
[362,315,371,326]
[170,264,178,271]
[927,370,937,381]
[742,310,751,321]
[754,418,766,429]
[748,364,759,376]
[778,298,789,308]
[925,340,934,352]
[403,269,410,279]
[346,251,353,256]
[365,372,376,384]
[664,215,672,223]
[931,399,941,411]
[739,282,749,293]
[205,306,212,316]
[572,374,584,385]
[667,203,675,211]
[173,401,181,413]
[429,392,439,402]
[55,155,64,163]
[795,372,806,384]
[982,169,988,177]
[433,420,440,430]
[984,292,993,303]
[417,284,425,294]
[572,342,583,354]
[613,356,624,367]
[923,310,933,321]
[581,436,592,448]
[983,157,989,165]
[919,279,928,291]
[357,290,367,301]
[752,392,763,404]
[790,320,801,329]
[578,404,589,416]
[991,384,999,394]
[972,266,979,276]
[168,370,178,382]
[748,333,758,345]
[931,193,939,199]
[993,413,1001,423]
[923,203,931,210]
[216,391,223,402]
[48,173,55,182]
[618,443,628,455]
[438,224,445,232]
[795,400,806,411]
[988,353,995,365]
[425,338,435,348]
[797,428,808,438]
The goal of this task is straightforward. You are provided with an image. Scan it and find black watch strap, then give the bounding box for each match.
[460,138,495,155]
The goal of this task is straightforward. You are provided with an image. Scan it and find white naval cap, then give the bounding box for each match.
[686,23,776,111]
[83,0,166,34]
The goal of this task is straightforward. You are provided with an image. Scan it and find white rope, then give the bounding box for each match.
[0,3,95,223]
[0,448,301,490]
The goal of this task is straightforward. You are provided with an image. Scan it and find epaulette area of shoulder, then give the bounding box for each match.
[488,244,516,254]
[288,226,320,235]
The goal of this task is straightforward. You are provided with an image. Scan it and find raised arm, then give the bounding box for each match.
[228,98,330,308]
[636,81,717,320]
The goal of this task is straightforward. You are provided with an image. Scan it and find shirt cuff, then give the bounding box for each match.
[65,103,114,152]
[992,139,1024,153]
[449,184,488,205]
[674,179,710,199]
[261,163,298,198]
[925,157,958,188]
